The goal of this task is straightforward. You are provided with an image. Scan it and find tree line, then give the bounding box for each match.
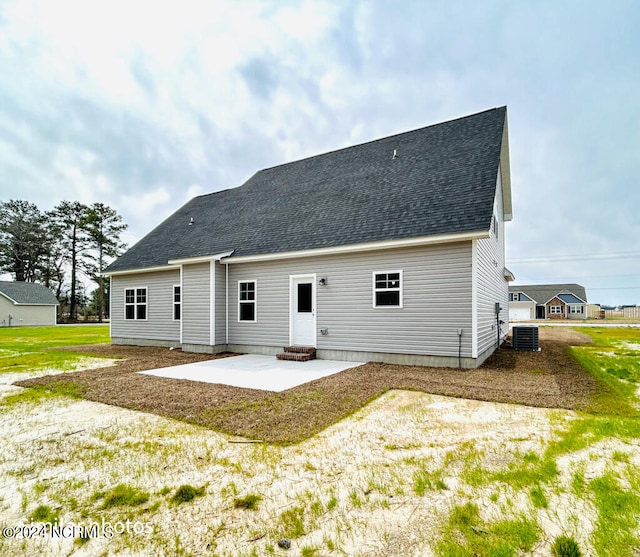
[0,200,127,322]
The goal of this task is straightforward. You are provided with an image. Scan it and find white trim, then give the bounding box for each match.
[179,267,183,343]
[109,276,112,338]
[471,239,478,358]
[210,260,216,344]
[238,279,257,323]
[124,286,148,321]
[289,274,317,347]
[103,264,180,277]
[372,270,403,308]
[168,251,235,266]
[172,284,181,321]
[225,264,229,344]
[222,231,488,264]
[499,114,513,222]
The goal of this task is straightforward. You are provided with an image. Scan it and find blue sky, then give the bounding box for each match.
[1,0,638,305]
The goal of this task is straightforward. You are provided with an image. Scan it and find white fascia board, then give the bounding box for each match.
[13,302,58,306]
[0,291,57,306]
[102,264,181,277]
[0,291,18,304]
[168,251,235,266]
[471,239,479,359]
[222,231,489,264]
[500,111,513,222]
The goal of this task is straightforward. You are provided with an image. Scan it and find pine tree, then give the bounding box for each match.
[84,203,127,322]
[50,201,92,321]
[0,200,48,282]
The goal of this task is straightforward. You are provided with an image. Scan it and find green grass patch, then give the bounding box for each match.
[590,472,640,556]
[552,535,583,557]
[0,325,111,375]
[278,505,306,538]
[413,466,448,495]
[1,382,85,410]
[28,504,60,525]
[233,493,261,510]
[437,502,538,557]
[570,327,640,415]
[529,485,548,509]
[172,485,205,504]
[93,484,150,509]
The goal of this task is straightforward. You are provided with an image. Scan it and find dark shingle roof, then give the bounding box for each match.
[0,282,59,305]
[509,284,588,304]
[106,107,508,273]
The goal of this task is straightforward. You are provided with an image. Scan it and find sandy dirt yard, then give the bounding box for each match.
[2,354,637,556]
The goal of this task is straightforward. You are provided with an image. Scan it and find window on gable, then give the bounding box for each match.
[173,285,181,320]
[509,293,519,302]
[373,271,402,308]
[238,281,256,322]
[125,287,147,320]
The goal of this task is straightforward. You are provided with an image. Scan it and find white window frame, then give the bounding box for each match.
[238,280,257,322]
[372,270,403,308]
[570,305,583,314]
[549,305,563,315]
[173,285,181,321]
[124,287,148,320]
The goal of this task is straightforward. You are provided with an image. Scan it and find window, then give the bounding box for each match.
[492,213,499,238]
[297,283,312,313]
[125,287,147,320]
[373,271,402,308]
[509,293,519,302]
[549,306,562,315]
[238,281,256,322]
[570,305,583,314]
[173,285,181,320]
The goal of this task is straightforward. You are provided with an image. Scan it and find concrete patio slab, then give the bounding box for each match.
[139,354,364,392]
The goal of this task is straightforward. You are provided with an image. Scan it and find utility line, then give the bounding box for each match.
[508,250,640,263]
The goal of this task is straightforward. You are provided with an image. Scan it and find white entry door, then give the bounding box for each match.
[290,275,316,347]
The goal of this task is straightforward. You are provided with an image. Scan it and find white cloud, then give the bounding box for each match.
[1,0,639,304]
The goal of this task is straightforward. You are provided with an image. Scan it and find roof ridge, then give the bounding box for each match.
[253,106,507,175]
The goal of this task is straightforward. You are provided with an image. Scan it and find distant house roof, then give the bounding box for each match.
[106,107,510,273]
[0,281,58,305]
[557,293,585,304]
[509,284,587,304]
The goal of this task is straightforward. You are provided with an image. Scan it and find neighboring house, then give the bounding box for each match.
[104,107,514,368]
[508,284,588,321]
[0,281,58,326]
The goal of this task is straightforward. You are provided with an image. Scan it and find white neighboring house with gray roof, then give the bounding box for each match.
[104,107,514,368]
[508,284,588,321]
[0,281,58,326]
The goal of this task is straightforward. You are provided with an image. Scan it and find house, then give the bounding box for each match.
[104,107,513,368]
[0,281,58,326]
[508,284,588,321]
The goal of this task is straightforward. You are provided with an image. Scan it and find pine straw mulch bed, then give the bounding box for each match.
[16,328,599,445]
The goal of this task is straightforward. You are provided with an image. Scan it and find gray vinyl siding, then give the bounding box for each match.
[0,297,56,326]
[475,166,509,357]
[182,262,211,345]
[111,270,180,341]
[228,242,473,358]
[215,262,227,344]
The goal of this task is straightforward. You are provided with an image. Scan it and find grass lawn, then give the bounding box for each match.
[3,326,640,556]
[0,325,111,376]
[570,327,640,413]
